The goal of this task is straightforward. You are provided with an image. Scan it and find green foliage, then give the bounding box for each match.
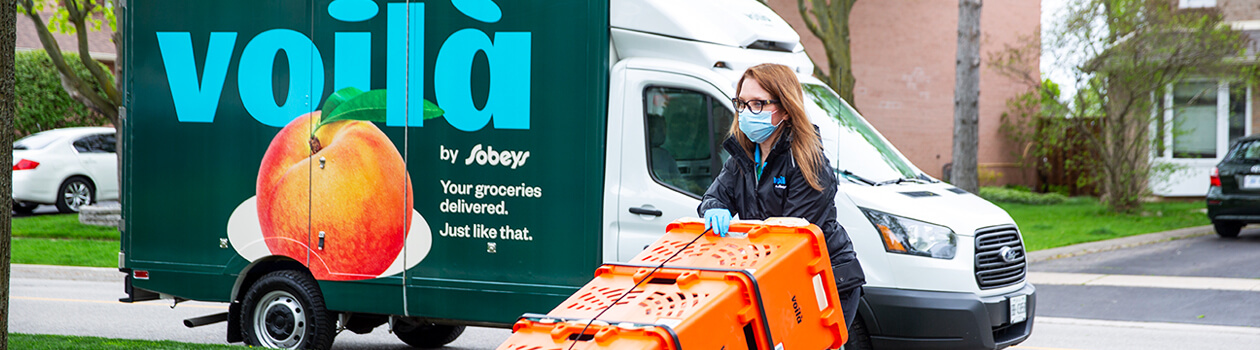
[14,214,119,240]
[17,0,116,34]
[997,80,1103,196]
[979,186,1068,205]
[11,333,248,349]
[15,50,112,136]
[992,0,1251,213]
[997,198,1209,251]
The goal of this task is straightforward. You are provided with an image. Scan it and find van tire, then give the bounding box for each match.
[241,270,335,350]
[843,315,875,350]
[392,316,465,348]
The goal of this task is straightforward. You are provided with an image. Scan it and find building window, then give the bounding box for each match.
[1160,80,1252,161]
[1172,82,1219,159]
[1179,0,1216,8]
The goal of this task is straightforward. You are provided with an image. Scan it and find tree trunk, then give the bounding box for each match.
[951,0,982,193]
[1,0,18,348]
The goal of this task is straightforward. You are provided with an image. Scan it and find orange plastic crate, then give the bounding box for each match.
[497,316,679,350]
[629,217,849,349]
[544,264,769,350]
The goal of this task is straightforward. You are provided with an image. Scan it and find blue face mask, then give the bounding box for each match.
[739,109,781,144]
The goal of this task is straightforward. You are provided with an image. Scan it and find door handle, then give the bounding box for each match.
[629,207,663,217]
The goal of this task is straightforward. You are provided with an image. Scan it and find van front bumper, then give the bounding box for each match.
[862,283,1035,350]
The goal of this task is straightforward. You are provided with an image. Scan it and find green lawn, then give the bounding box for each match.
[14,213,119,240]
[10,333,247,349]
[996,197,1210,251]
[12,237,119,267]
[13,214,119,267]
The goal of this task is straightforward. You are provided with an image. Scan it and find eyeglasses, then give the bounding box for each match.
[731,98,780,115]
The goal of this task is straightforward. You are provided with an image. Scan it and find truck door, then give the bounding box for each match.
[614,68,733,261]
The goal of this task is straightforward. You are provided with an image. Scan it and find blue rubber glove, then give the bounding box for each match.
[704,208,731,237]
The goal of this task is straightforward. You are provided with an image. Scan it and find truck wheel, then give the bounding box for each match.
[1214,221,1243,238]
[843,315,875,350]
[392,316,465,348]
[55,177,94,213]
[241,270,335,350]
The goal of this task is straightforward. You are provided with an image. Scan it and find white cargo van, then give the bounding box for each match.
[605,1,1035,349]
[121,0,1032,349]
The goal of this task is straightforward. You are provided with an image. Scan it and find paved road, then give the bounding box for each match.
[1009,226,1260,350]
[9,265,511,349]
[12,227,1260,349]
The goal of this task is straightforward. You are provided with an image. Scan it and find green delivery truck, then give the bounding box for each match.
[121,0,1035,349]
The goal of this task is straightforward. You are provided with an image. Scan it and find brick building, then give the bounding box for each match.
[16,10,117,68]
[767,0,1042,186]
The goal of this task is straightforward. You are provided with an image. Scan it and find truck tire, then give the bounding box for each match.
[392,316,465,348]
[241,270,335,350]
[843,315,875,350]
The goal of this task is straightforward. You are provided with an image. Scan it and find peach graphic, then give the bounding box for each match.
[254,88,441,281]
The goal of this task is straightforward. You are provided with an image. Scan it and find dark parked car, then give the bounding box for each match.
[1207,135,1260,237]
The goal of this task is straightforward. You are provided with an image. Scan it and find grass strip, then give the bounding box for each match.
[12,238,119,268]
[997,197,1209,251]
[14,214,119,240]
[10,333,247,349]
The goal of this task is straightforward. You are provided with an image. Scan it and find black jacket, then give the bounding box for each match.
[698,128,866,292]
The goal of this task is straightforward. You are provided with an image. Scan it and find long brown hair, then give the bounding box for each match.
[731,63,826,191]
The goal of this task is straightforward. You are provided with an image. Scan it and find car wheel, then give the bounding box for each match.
[13,201,38,215]
[241,270,335,350]
[843,315,875,350]
[55,177,94,213]
[1213,221,1243,238]
[392,316,465,348]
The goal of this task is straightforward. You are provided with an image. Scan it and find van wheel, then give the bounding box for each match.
[392,316,465,348]
[241,270,335,350]
[1214,221,1243,238]
[844,315,875,350]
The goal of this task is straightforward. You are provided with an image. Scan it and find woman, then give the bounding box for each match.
[698,63,866,328]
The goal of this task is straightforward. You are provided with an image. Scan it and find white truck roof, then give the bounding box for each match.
[610,0,815,82]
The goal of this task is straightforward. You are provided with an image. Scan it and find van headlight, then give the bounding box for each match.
[860,208,956,259]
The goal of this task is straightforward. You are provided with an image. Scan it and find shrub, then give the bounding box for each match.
[15,49,112,136]
[979,186,1068,205]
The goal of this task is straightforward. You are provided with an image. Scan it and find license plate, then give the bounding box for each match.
[1244,175,1260,189]
[1009,294,1028,324]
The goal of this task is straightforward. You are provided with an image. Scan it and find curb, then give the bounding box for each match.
[1026,225,1216,264]
[11,264,123,282]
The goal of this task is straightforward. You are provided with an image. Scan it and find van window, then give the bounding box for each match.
[644,87,731,197]
[801,84,920,183]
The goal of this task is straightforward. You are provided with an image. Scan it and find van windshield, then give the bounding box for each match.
[801,83,921,184]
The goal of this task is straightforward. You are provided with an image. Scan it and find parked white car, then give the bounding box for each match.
[13,127,119,213]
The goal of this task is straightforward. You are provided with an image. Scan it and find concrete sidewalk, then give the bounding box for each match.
[11,263,123,282]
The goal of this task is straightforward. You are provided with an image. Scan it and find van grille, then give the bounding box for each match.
[974,225,1026,289]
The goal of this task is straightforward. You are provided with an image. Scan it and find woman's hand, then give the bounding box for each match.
[704,208,731,237]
